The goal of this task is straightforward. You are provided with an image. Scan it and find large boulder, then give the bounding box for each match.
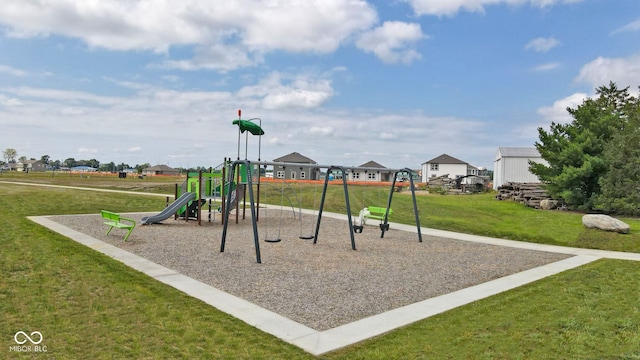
[540,199,559,210]
[582,214,630,234]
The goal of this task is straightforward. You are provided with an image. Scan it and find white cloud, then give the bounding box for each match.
[0,94,23,106]
[531,62,560,71]
[157,43,262,72]
[0,0,226,51]
[308,126,335,136]
[167,154,196,160]
[379,132,397,140]
[0,64,28,76]
[60,107,84,116]
[525,37,560,52]
[0,0,378,70]
[574,55,640,89]
[5,86,120,106]
[0,73,500,169]
[268,137,283,146]
[404,0,583,17]
[243,0,377,54]
[537,92,587,124]
[612,18,640,34]
[78,147,98,154]
[263,90,333,109]
[161,75,180,83]
[355,21,425,64]
[236,72,335,110]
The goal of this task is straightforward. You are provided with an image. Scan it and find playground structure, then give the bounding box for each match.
[220,159,423,263]
[141,159,255,225]
[141,110,424,264]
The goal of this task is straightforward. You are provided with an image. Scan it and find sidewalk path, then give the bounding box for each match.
[0,180,171,197]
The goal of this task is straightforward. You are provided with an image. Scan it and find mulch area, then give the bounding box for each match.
[50,209,569,331]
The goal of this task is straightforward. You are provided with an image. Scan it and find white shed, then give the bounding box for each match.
[493,147,547,189]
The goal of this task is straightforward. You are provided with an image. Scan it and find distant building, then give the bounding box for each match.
[142,164,180,176]
[17,160,49,172]
[2,163,16,171]
[493,147,547,189]
[421,154,479,183]
[272,152,320,180]
[70,165,98,172]
[349,161,393,182]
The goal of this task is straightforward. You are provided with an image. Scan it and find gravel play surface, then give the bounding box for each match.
[50,209,569,331]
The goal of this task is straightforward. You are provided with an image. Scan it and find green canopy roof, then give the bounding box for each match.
[232,119,264,135]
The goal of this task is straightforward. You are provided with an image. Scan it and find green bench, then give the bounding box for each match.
[101,210,136,241]
[365,206,393,221]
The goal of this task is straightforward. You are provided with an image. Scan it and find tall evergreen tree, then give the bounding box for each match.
[530,82,636,210]
[595,93,640,215]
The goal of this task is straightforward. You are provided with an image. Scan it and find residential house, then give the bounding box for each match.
[2,163,17,171]
[348,161,393,182]
[422,154,490,191]
[17,160,49,172]
[70,166,98,172]
[272,152,320,180]
[142,164,180,176]
[493,147,547,189]
[421,154,478,183]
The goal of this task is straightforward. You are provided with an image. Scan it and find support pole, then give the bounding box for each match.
[235,163,240,224]
[174,183,178,220]
[313,166,356,250]
[256,165,265,222]
[221,158,226,225]
[381,169,422,242]
[198,170,202,226]
[406,168,423,242]
[242,179,247,220]
[220,160,261,263]
[381,177,395,238]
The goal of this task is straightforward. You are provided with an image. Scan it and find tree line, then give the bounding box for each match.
[531,82,640,216]
[1,150,210,174]
[1,150,151,173]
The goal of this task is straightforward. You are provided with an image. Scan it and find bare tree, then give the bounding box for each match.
[3,148,17,163]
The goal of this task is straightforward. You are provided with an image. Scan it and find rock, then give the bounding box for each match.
[540,199,559,210]
[582,214,630,234]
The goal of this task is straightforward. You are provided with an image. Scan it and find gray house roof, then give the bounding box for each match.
[422,154,468,165]
[358,160,386,169]
[143,164,178,172]
[70,166,97,172]
[272,152,317,164]
[496,147,541,159]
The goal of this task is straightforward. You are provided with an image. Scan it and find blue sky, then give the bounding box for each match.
[1,0,639,170]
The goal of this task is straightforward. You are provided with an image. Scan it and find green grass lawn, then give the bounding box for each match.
[1,183,311,359]
[1,176,640,359]
[260,181,640,253]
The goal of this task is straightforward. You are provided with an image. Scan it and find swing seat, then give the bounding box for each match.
[365,206,393,221]
[353,225,364,233]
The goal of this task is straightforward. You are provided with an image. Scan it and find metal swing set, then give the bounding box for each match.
[219,110,423,264]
